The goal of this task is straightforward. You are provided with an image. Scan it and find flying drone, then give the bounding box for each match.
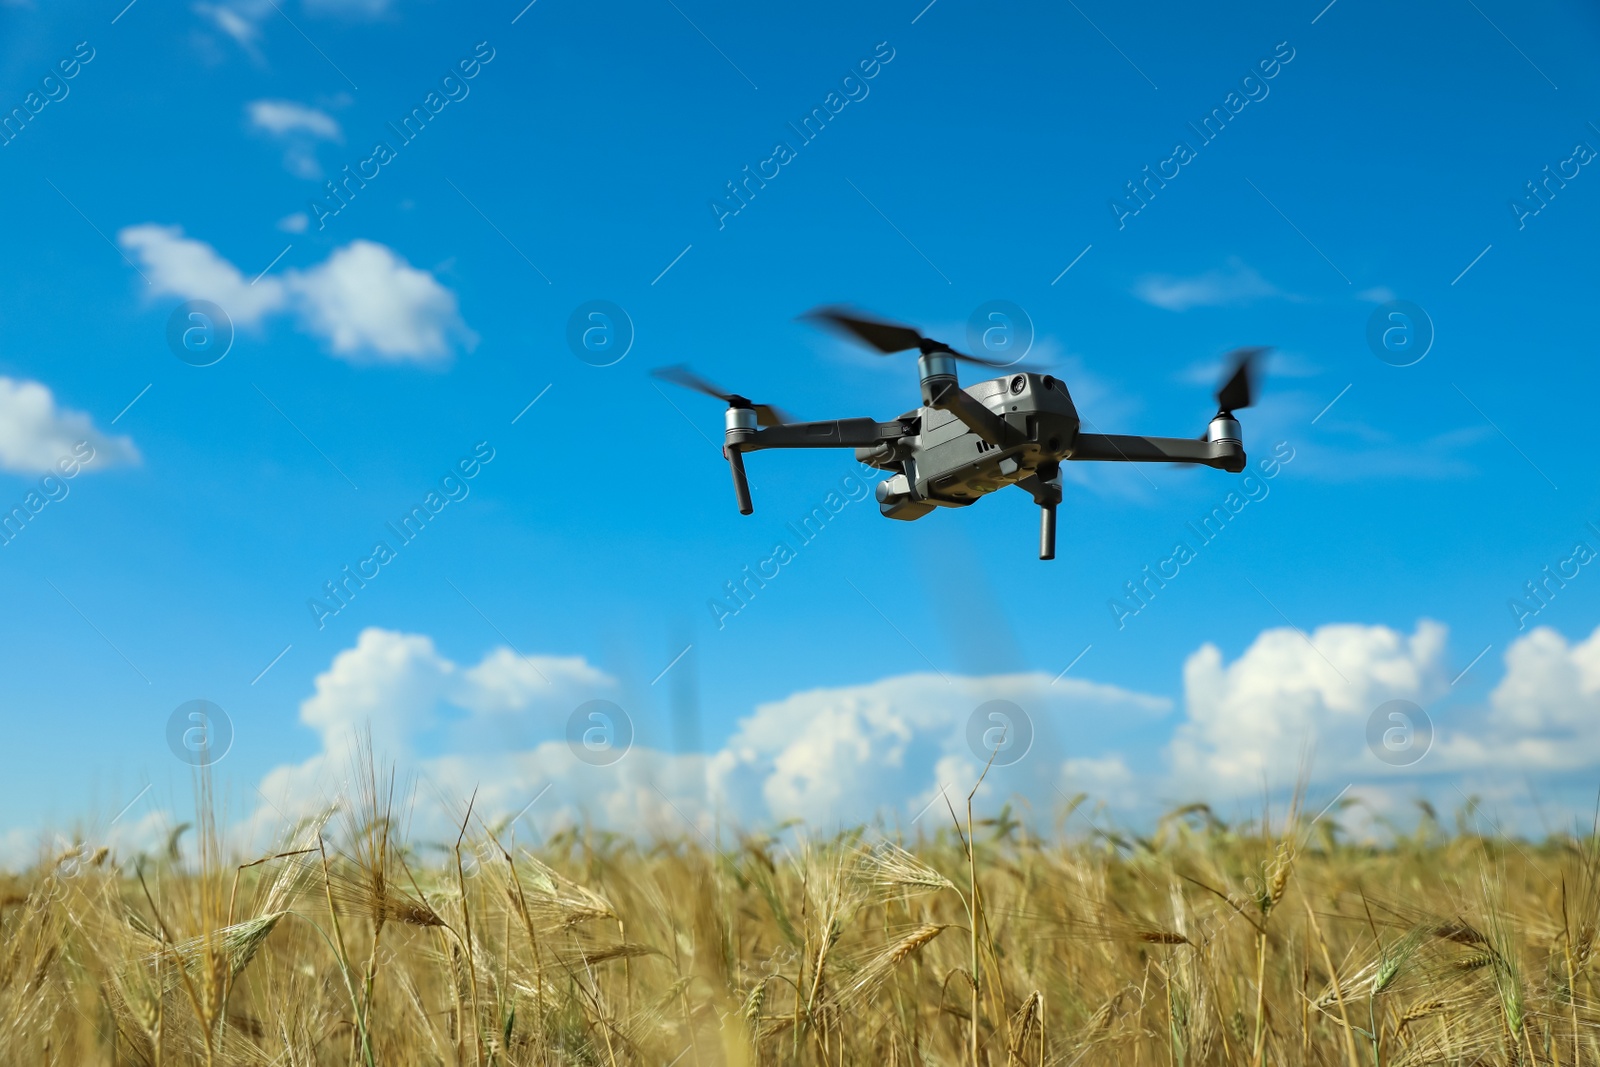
[654,307,1265,560]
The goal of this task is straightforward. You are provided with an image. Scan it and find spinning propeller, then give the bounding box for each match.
[1213,346,1266,418]
[802,306,1014,368]
[651,365,792,427]
[1184,346,1268,453]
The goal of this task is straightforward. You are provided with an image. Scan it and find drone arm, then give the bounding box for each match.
[741,418,900,451]
[945,391,1021,447]
[1070,433,1245,473]
[723,417,899,515]
[920,379,1019,448]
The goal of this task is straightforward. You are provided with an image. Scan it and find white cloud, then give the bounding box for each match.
[193,2,264,50]
[119,224,289,326]
[117,226,473,364]
[247,99,342,140]
[1167,620,1450,791]
[247,100,342,179]
[236,629,1174,845]
[299,629,457,758]
[1134,258,1281,312]
[299,628,615,758]
[709,671,1168,825]
[292,241,476,361]
[278,212,310,234]
[0,377,139,475]
[32,619,1600,863]
[458,647,612,715]
[1464,625,1600,771]
[1061,754,1139,808]
[241,629,628,848]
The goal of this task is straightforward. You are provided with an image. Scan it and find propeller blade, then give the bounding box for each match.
[802,306,1015,368]
[803,307,924,353]
[751,404,788,428]
[651,365,792,427]
[652,364,735,403]
[948,347,1017,368]
[1215,347,1268,412]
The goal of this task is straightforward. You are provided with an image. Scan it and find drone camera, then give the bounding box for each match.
[876,473,934,521]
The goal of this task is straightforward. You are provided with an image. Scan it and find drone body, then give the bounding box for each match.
[656,309,1262,560]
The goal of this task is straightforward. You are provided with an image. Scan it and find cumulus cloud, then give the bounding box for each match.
[37,618,1600,864]
[1134,258,1281,312]
[293,242,477,360]
[1167,620,1450,791]
[243,627,1174,848]
[299,629,457,758]
[1159,619,1600,810]
[710,672,1169,826]
[0,377,139,474]
[120,224,290,326]
[297,628,615,760]
[1457,625,1600,771]
[193,619,1600,856]
[244,628,627,847]
[117,225,473,363]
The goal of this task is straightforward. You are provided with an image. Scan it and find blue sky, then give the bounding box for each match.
[3,0,1599,856]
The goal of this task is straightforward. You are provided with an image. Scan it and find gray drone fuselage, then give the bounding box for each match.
[862,372,1081,521]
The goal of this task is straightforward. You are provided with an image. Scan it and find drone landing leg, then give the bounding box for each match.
[1018,461,1063,561]
[726,448,754,515]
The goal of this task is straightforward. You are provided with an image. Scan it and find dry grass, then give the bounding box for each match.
[7,783,1600,1066]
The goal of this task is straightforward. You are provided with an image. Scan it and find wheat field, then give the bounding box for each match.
[4,766,1598,1066]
